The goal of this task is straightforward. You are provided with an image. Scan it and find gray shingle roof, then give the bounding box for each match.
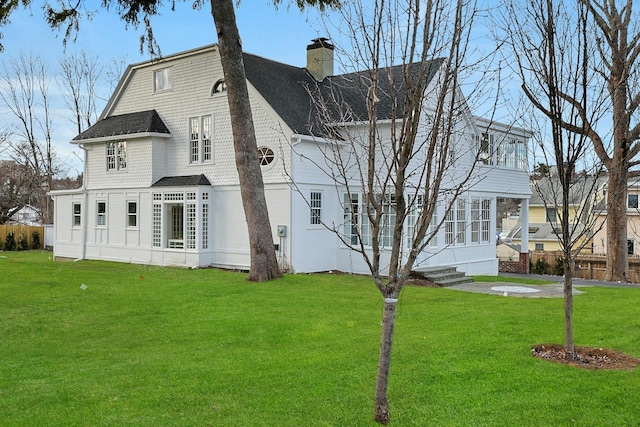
[243,52,445,137]
[73,110,170,141]
[151,174,211,187]
[77,51,445,142]
[243,53,318,135]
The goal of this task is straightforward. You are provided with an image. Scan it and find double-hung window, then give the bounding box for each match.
[310,191,322,225]
[97,201,107,226]
[546,207,558,224]
[154,67,172,92]
[127,202,138,227]
[106,141,127,171]
[445,199,467,245]
[471,198,491,243]
[189,115,213,164]
[72,203,81,227]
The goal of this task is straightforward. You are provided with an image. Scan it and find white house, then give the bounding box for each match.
[9,204,41,226]
[49,40,531,275]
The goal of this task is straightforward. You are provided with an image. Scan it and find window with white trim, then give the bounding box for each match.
[343,193,361,245]
[72,203,81,227]
[127,202,137,227]
[310,191,322,225]
[628,194,638,209]
[456,199,466,244]
[202,194,209,250]
[445,199,467,245]
[343,192,397,248]
[189,115,213,164]
[471,198,491,244]
[496,138,527,170]
[151,191,208,251]
[152,198,162,248]
[546,207,558,224]
[212,79,226,95]
[154,67,172,92]
[380,194,396,248]
[97,201,107,226]
[186,202,197,250]
[477,132,494,164]
[106,141,127,171]
[481,199,491,242]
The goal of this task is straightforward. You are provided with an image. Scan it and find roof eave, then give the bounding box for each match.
[72,132,173,144]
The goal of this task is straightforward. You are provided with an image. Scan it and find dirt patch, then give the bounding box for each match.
[532,344,640,370]
[406,277,440,287]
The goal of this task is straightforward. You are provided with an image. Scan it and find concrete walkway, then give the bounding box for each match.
[499,272,640,289]
[446,273,640,298]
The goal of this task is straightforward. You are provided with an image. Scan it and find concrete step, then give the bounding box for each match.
[411,265,473,287]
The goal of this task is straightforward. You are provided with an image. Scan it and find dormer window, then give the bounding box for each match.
[212,79,227,95]
[154,67,172,92]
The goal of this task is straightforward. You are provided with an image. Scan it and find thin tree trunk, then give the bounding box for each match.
[210,0,282,282]
[605,164,629,282]
[563,255,575,360]
[374,297,398,425]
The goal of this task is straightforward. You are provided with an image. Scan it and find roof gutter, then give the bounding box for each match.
[76,143,89,262]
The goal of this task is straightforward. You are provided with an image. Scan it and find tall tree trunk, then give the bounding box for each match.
[210,0,282,282]
[374,297,398,425]
[605,164,629,281]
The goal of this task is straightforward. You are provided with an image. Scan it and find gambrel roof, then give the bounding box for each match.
[73,110,170,141]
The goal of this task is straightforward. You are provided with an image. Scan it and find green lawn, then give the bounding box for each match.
[2,251,639,426]
[472,275,557,285]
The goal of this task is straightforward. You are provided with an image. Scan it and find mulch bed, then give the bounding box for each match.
[532,344,640,370]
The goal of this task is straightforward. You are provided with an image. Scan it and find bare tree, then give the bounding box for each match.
[0,53,59,223]
[59,51,103,134]
[300,0,497,423]
[503,0,614,360]
[504,0,640,282]
[0,159,38,223]
[579,0,640,282]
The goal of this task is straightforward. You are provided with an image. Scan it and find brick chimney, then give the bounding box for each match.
[306,38,334,82]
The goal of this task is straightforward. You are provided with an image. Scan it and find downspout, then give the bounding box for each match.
[76,143,89,261]
[288,136,301,272]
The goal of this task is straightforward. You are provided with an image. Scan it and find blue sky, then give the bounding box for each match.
[2,2,328,66]
[0,2,332,175]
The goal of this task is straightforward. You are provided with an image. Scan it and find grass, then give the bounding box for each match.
[1,251,639,426]
[472,275,557,285]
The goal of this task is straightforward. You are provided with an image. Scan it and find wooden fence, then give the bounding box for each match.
[531,251,640,283]
[0,224,45,250]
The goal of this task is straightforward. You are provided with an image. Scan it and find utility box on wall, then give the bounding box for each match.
[277,225,287,237]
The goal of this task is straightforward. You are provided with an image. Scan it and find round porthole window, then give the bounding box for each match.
[258,147,275,166]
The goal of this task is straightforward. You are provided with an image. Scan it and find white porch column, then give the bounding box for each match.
[520,198,530,256]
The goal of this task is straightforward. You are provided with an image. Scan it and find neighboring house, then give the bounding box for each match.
[8,204,42,226]
[508,175,603,253]
[592,177,640,257]
[48,41,531,275]
[497,241,523,262]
